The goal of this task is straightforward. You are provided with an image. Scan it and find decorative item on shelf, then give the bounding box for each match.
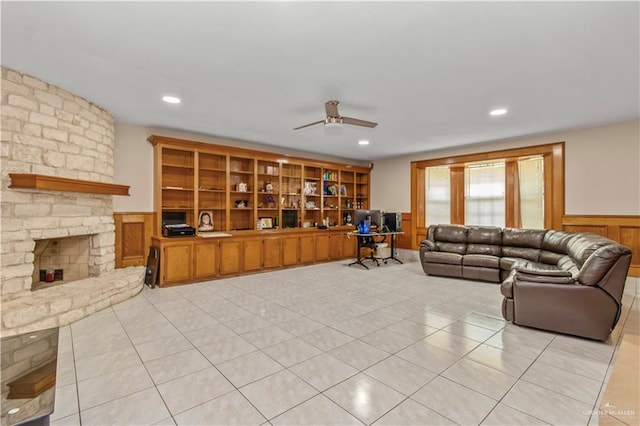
[266,195,276,208]
[345,199,352,209]
[344,213,352,225]
[235,200,248,208]
[237,182,248,192]
[323,184,337,196]
[259,217,273,229]
[198,211,214,232]
[265,181,274,193]
[305,201,316,209]
[340,185,347,196]
[304,181,317,195]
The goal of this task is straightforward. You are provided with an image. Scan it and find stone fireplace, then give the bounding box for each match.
[1,67,144,336]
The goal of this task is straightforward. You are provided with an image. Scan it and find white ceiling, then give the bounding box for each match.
[2,1,638,161]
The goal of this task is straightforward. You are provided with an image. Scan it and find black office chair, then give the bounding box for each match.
[359,234,386,267]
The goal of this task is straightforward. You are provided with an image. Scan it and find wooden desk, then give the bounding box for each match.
[347,231,404,269]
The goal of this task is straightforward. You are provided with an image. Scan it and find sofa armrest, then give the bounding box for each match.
[515,269,575,284]
[514,267,572,277]
[420,240,437,251]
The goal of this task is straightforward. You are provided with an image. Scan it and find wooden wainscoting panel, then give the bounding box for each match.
[122,222,144,259]
[619,226,640,267]
[563,225,608,236]
[562,215,640,277]
[396,213,412,249]
[114,212,155,268]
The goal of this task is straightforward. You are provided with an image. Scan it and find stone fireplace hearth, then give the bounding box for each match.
[1,67,144,337]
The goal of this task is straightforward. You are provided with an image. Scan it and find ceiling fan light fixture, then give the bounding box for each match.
[324,124,343,135]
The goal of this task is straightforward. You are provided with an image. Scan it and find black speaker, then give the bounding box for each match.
[282,210,298,228]
[383,212,402,232]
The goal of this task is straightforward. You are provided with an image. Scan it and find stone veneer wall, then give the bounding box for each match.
[1,66,143,335]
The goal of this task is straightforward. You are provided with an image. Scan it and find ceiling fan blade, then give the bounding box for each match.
[292,120,325,130]
[325,100,340,117]
[342,117,378,128]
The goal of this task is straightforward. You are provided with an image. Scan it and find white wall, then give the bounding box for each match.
[371,119,640,215]
[113,123,367,212]
[113,123,154,212]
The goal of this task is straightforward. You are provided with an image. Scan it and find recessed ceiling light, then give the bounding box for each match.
[490,108,507,116]
[162,96,181,104]
[358,140,370,145]
[8,408,20,415]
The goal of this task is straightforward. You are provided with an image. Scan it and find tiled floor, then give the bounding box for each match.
[50,250,639,425]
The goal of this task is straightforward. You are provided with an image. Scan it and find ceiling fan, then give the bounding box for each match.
[293,100,378,130]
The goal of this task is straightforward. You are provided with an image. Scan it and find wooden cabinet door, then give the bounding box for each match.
[263,238,282,269]
[315,234,330,261]
[194,241,217,279]
[299,235,315,264]
[243,239,263,272]
[329,233,343,260]
[342,234,356,258]
[219,240,242,275]
[282,236,299,266]
[162,242,193,284]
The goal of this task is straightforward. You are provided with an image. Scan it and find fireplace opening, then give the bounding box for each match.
[31,236,91,291]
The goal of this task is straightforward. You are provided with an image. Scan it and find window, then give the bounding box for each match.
[518,156,544,229]
[425,166,451,225]
[465,161,505,226]
[412,142,564,246]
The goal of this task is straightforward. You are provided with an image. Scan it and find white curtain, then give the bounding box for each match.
[465,162,505,226]
[518,156,544,229]
[425,166,451,225]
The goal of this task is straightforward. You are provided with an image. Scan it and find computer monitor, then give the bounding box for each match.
[354,209,382,231]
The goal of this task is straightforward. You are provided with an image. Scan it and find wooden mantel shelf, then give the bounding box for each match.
[9,174,130,196]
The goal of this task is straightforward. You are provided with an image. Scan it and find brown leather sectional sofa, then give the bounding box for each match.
[420,224,632,340]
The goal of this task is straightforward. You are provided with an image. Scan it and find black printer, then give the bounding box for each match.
[162,224,196,237]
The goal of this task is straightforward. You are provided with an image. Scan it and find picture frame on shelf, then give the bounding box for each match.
[198,211,214,232]
[259,217,273,229]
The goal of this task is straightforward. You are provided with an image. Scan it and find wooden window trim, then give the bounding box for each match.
[411,142,565,248]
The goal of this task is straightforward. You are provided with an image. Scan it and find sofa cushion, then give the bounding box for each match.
[539,250,565,265]
[436,242,467,255]
[500,257,529,271]
[463,254,500,268]
[502,228,546,249]
[467,226,502,244]
[467,244,502,257]
[502,247,540,261]
[567,233,614,268]
[577,244,632,286]
[542,230,574,254]
[433,224,468,243]
[423,251,463,265]
[557,255,580,275]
